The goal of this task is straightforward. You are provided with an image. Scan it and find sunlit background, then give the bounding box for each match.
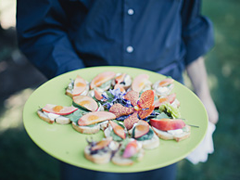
[0,0,239,179]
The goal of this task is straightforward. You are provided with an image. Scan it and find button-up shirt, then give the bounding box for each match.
[17,0,214,82]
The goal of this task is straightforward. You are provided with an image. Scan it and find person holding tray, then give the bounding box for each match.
[17,0,219,179]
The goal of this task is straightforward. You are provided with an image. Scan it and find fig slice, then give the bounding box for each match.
[158,78,174,87]
[124,90,139,106]
[90,71,116,89]
[150,118,186,131]
[138,105,155,119]
[153,93,176,108]
[124,112,139,130]
[109,121,126,139]
[122,140,138,158]
[42,104,78,115]
[91,137,113,151]
[137,90,154,109]
[109,104,134,118]
[131,74,149,92]
[73,95,98,112]
[78,111,116,126]
[72,75,87,96]
[134,120,149,138]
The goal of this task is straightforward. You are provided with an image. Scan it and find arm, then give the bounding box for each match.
[186,57,219,124]
[181,1,218,124]
[16,0,85,79]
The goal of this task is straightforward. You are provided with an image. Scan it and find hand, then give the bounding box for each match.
[198,94,219,124]
[186,57,219,124]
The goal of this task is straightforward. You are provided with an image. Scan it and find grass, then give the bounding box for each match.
[0,0,240,179]
[177,0,240,179]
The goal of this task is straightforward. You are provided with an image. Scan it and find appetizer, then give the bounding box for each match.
[131,74,152,92]
[104,120,127,142]
[72,111,116,134]
[112,138,144,166]
[66,75,89,97]
[84,137,119,164]
[112,73,132,90]
[131,120,159,150]
[150,118,191,142]
[37,104,78,124]
[152,78,174,97]
[90,71,116,91]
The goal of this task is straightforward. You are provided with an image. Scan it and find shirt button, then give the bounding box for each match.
[126,46,134,53]
[128,9,134,15]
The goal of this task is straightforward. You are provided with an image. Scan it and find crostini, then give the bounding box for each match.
[37,104,78,124]
[131,120,159,150]
[66,75,89,97]
[150,118,191,142]
[111,138,144,166]
[84,137,119,164]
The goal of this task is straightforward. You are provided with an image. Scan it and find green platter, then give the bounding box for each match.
[23,66,208,173]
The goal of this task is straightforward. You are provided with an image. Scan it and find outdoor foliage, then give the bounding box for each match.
[0,0,239,179]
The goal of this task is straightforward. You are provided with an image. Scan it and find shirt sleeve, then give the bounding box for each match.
[181,0,214,66]
[16,0,85,79]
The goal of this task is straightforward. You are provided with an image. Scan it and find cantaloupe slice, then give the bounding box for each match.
[131,74,149,92]
[78,111,116,126]
[73,95,98,112]
[90,71,116,89]
[72,75,87,96]
[42,104,78,115]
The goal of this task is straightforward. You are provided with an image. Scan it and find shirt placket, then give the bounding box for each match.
[123,0,135,64]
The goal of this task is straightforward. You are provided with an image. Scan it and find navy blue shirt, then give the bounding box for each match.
[17,0,214,81]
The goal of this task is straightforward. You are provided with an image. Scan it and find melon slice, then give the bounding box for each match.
[109,121,126,139]
[153,93,176,108]
[131,74,149,92]
[90,71,116,89]
[94,89,103,101]
[115,73,126,84]
[158,78,174,87]
[134,120,150,138]
[91,137,113,151]
[42,104,78,115]
[73,95,98,112]
[78,111,116,126]
[150,118,186,131]
[114,84,126,93]
[72,75,87,96]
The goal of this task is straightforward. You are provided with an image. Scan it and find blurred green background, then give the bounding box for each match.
[0,0,239,179]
